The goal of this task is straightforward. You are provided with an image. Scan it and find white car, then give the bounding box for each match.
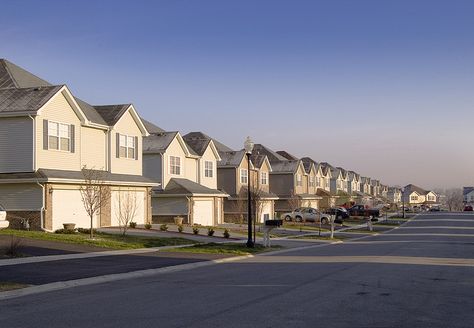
[0,204,9,229]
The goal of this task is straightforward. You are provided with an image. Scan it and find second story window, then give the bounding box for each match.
[325,179,329,188]
[411,195,418,201]
[204,161,213,178]
[170,156,181,175]
[119,134,136,159]
[48,121,71,151]
[240,168,248,184]
[296,174,302,187]
[309,176,315,187]
[260,172,268,185]
[316,177,321,187]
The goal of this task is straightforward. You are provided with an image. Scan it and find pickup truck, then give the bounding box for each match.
[346,205,380,219]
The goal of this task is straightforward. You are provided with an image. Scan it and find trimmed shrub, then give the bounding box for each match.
[77,228,97,235]
[192,226,199,235]
[177,225,184,233]
[223,229,230,239]
[129,222,137,229]
[54,228,76,234]
[159,224,168,231]
[207,227,215,236]
[144,223,152,229]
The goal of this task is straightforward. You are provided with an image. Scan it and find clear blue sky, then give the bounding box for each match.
[2,0,473,189]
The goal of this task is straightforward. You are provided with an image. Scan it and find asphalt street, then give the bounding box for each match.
[1,212,473,328]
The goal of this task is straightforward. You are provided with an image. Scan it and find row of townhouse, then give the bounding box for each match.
[0,59,408,230]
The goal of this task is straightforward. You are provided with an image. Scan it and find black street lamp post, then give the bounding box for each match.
[244,136,254,248]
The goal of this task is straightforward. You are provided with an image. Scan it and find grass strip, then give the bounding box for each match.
[166,242,282,255]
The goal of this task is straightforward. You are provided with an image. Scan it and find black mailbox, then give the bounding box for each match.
[265,219,283,227]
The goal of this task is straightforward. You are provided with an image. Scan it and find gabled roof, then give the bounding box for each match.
[183,131,233,154]
[252,144,287,163]
[94,104,131,126]
[276,150,298,161]
[0,85,62,114]
[143,131,179,154]
[271,160,301,174]
[159,178,227,196]
[301,157,317,174]
[463,187,474,196]
[404,184,429,195]
[0,59,51,89]
[337,167,348,179]
[141,118,165,134]
[218,150,246,168]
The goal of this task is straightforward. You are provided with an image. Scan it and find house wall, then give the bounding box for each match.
[152,197,188,217]
[258,161,271,193]
[161,137,188,188]
[81,126,107,169]
[185,157,198,183]
[199,146,217,189]
[36,92,82,171]
[270,174,294,196]
[0,117,34,173]
[308,170,317,195]
[294,166,305,194]
[110,110,143,175]
[0,183,43,210]
[143,153,163,183]
[217,167,236,195]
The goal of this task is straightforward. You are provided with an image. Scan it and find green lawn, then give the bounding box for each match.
[166,242,282,255]
[0,229,196,250]
[0,282,30,292]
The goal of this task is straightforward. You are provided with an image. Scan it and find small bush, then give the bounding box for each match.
[129,222,137,229]
[4,236,24,257]
[54,228,76,234]
[207,227,215,236]
[159,224,168,231]
[192,226,199,235]
[223,229,230,239]
[144,223,152,230]
[177,224,184,233]
[77,228,97,235]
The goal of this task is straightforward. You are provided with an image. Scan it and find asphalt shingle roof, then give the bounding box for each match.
[183,132,233,154]
[182,133,212,156]
[141,118,165,134]
[276,151,298,161]
[160,178,227,196]
[143,132,179,153]
[0,86,62,114]
[252,144,287,163]
[93,104,131,126]
[218,150,246,167]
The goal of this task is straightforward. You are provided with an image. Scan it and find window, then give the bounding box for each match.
[337,181,341,189]
[119,134,136,159]
[411,195,418,201]
[309,176,315,187]
[48,121,70,151]
[240,169,248,184]
[260,172,268,185]
[316,177,321,187]
[326,179,329,188]
[204,161,213,178]
[170,156,181,175]
[296,174,302,186]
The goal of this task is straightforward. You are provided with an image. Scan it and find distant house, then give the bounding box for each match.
[0,59,157,231]
[463,187,474,204]
[142,129,227,226]
[387,187,402,204]
[403,184,438,205]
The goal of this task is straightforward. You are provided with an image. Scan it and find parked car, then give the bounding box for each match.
[429,206,441,212]
[347,204,380,219]
[463,205,473,212]
[323,207,349,224]
[281,207,332,224]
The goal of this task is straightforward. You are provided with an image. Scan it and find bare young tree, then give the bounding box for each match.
[287,189,302,212]
[231,189,247,224]
[444,188,463,211]
[250,184,266,224]
[116,189,139,236]
[79,167,110,239]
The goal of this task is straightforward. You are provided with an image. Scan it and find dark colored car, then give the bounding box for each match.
[323,207,349,224]
[464,205,473,212]
[347,204,381,219]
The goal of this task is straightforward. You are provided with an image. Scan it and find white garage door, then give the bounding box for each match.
[193,200,214,226]
[111,191,145,227]
[52,189,96,231]
[260,201,273,223]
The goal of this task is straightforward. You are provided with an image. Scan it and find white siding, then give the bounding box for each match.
[0,183,42,210]
[52,189,95,231]
[193,199,214,226]
[0,117,34,173]
[36,92,82,171]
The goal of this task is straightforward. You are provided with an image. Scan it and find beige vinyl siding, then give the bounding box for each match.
[185,157,197,183]
[36,92,82,171]
[0,183,43,210]
[162,137,188,188]
[258,161,271,193]
[269,174,294,196]
[0,117,34,173]
[294,166,305,194]
[110,110,143,175]
[199,146,217,189]
[217,167,236,195]
[81,126,107,170]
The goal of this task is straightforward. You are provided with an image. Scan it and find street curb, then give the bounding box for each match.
[0,254,254,301]
[0,243,197,267]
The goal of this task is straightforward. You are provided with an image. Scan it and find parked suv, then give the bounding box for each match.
[323,207,349,224]
[281,207,332,224]
[464,205,473,212]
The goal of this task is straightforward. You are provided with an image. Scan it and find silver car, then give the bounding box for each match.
[281,207,331,224]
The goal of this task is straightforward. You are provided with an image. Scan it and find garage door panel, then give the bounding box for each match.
[111,191,145,227]
[52,190,96,231]
[193,200,213,226]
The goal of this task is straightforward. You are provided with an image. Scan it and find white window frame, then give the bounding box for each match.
[260,171,268,185]
[48,121,71,152]
[119,134,136,159]
[296,174,302,187]
[240,168,248,185]
[309,176,315,187]
[204,161,213,178]
[170,156,181,175]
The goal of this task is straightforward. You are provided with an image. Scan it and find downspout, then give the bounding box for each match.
[29,114,45,231]
[185,196,192,225]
